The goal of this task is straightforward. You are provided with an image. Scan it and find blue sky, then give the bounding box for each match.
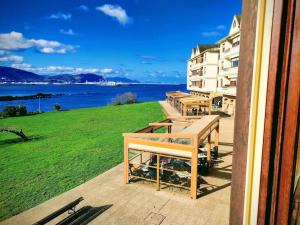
[0,0,242,83]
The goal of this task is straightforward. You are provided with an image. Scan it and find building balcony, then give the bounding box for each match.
[189,75,202,81]
[220,46,240,59]
[219,67,238,78]
[189,62,203,71]
[217,86,237,96]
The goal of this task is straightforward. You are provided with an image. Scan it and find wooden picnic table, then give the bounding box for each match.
[178,97,212,116]
[123,115,220,199]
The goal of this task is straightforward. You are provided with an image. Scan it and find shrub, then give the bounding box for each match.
[2,105,27,117]
[53,103,61,111]
[3,106,18,117]
[18,106,27,116]
[111,92,137,106]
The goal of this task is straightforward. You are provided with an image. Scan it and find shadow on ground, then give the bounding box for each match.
[57,204,113,225]
[0,136,44,148]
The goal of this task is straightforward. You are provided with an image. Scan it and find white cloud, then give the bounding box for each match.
[60,29,75,35]
[96,4,132,25]
[11,63,32,69]
[201,31,221,37]
[49,12,72,21]
[16,65,115,75]
[0,50,7,55]
[77,5,89,11]
[0,55,23,63]
[0,31,78,54]
[216,25,226,30]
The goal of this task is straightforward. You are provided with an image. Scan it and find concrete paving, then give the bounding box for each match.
[1,114,234,225]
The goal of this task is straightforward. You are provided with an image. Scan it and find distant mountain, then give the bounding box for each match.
[74,73,105,83]
[0,66,44,82]
[46,73,105,83]
[45,74,75,83]
[105,76,139,83]
[0,66,139,84]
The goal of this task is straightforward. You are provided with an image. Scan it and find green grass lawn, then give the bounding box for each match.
[0,102,164,221]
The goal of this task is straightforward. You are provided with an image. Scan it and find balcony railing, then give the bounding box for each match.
[219,67,238,77]
[220,46,240,59]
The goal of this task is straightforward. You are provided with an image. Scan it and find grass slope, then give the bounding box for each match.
[0,102,164,221]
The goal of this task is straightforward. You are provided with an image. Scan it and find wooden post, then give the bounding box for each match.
[214,124,219,158]
[183,104,187,116]
[140,153,143,164]
[124,138,129,184]
[191,135,198,199]
[167,125,171,133]
[207,134,211,166]
[157,154,160,191]
[208,101,212,115]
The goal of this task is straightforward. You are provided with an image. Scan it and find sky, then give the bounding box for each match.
[0,0,242,83]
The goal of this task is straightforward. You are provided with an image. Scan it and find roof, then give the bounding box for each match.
[235,14,241,24]
[197,44,219,52]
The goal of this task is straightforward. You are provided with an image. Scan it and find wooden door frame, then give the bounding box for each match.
[230,0,259,224]
[257,0,300,224]
[230,0,300,224]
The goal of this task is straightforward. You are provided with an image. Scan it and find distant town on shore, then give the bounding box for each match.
[0,66,140,85]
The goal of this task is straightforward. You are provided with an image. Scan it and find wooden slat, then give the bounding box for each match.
[123,132,195,138]
[127,138,194,152]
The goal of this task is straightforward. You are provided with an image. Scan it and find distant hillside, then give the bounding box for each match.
[45,74,75,83]
[0,66,44,82]
[106,77,139,83]
[46,73,105,83]
[0,66,139,83]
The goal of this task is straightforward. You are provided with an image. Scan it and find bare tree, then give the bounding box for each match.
[0,128,30,141]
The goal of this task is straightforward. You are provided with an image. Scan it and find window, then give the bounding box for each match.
[233,20,236,28]
[233,41,240,47]
[230,80,237,86]
[232,58,239,67]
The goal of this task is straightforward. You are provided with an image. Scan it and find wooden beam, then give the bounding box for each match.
[124,138,129,184]
[123,132,195,138]
[214,124,219,156]
[190,136,199,199]
[207,134,211,165]
[157,154,160,191]
[148,122,191,126]
[126,138,194,152]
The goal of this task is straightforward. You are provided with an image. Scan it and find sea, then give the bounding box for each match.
[0,84,187,112]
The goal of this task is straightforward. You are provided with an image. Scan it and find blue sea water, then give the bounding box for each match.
[0,84,187,112]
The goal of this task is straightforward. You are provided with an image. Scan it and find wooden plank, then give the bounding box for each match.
[126,138,194,152]
[207,134,211,164]
[157,154,160,191]
[148,122,191,126]
[123,132,195,138]
[190,136,199,199]
[180,115,219,134]
[214,125,219,154]
[230,0,258,223]
[124,138,129,184]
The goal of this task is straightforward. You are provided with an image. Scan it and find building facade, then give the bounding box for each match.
[187,45,219,94]
[217,15,241,96]
[186,15,241,115]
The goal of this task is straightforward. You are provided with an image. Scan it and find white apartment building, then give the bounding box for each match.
[187,15,241,97]
[186,15,241,115]
[217,15,241,96]
[187,44,219,93]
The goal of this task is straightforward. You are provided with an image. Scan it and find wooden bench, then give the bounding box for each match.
[33,197,84,225]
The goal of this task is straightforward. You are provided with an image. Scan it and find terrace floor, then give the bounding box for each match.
[2,112,234,225]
